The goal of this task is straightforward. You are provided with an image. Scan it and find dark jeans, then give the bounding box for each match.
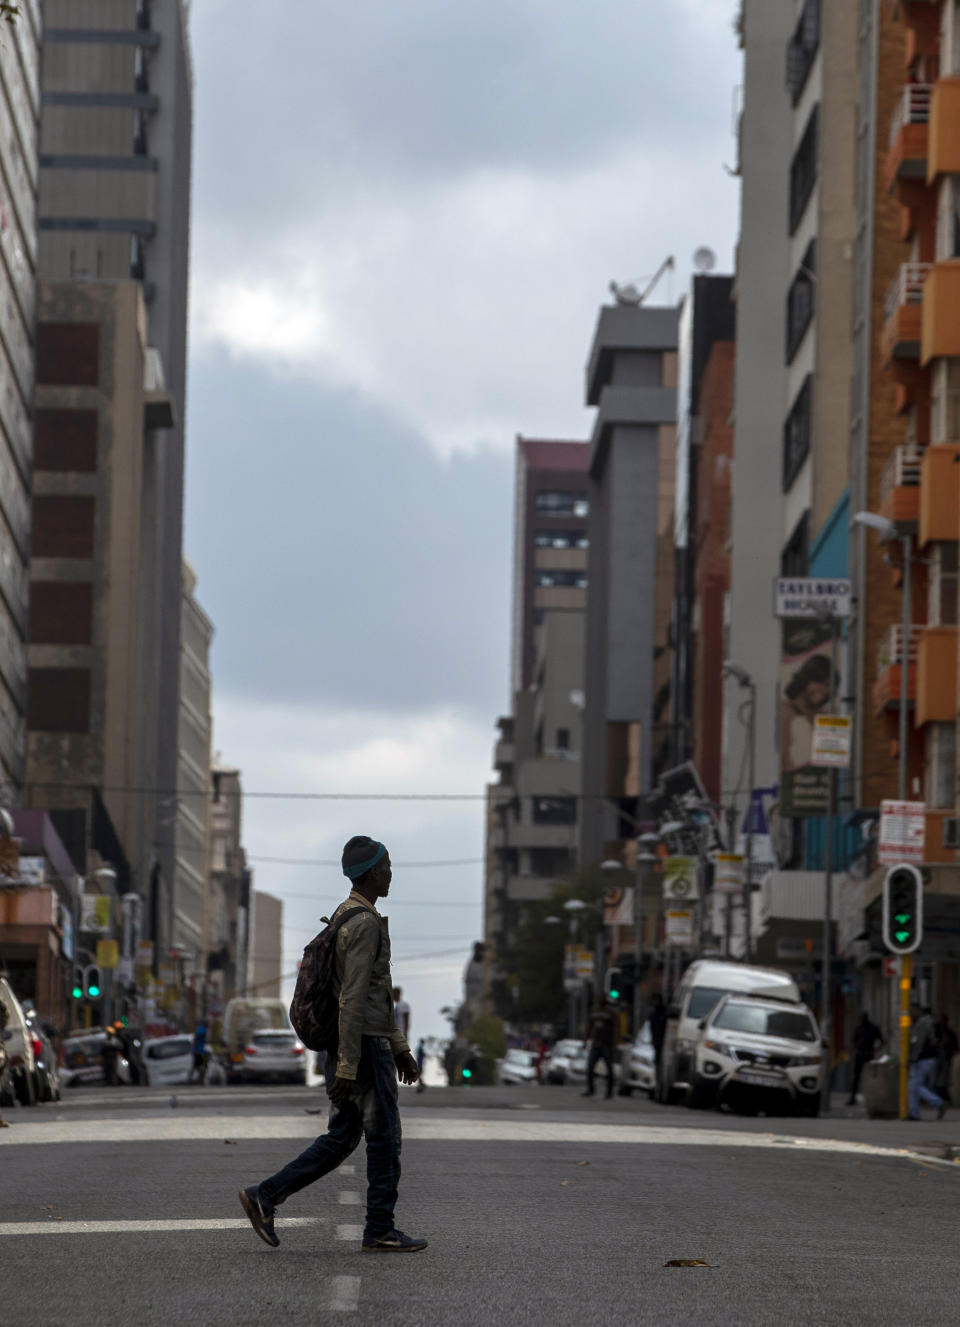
[586,1044,614,1097]
[259,1036,401,1239]
[848,1053,870,1102]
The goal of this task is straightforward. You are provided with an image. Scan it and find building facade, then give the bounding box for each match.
[0,0,41,795]
[249,890,283,1000]
[207,764,251,1011]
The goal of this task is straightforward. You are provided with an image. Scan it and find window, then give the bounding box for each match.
[930,543,958,626]
[785,241,816,363]
[926,723,957,809]
[535,491,589,517]
[534,530,588,549]
[32,496,96,559]
[531,797,577,825]
[535,570,587,589]
[556,728,570,750]
[712,1003,817,1042]
[789,104,820,234]
[783,375,813,491]
[786,0,821,105]
[27,668,91,733]
[931,359,960,443]
[781,513,810,578]
[147,1038,192,1060]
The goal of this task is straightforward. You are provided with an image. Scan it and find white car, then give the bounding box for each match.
[236,1028,307,1084]
[689,994,823,1116]
[60,1032,132,1088]
[0,978,38,1106]
[143,1035,195,1087]
[541,1039,584,1085]
[617,1022,657,1098]
[498,1048,538,1085]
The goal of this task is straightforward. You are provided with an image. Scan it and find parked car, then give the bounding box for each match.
[540,1039,585,1085]
[143,1034,195,1087]
[0,978,39,1106]
[497,1048,539,1085]
[617,1022,657,1098]
[688,993,823,1116]
[657,960,801,1104]
[24,1011,61,1102]
[234,1029,307,1084]
[60,1031,132,1088]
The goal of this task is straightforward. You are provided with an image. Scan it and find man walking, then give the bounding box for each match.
[847,1012,881,1106]
[908,1003,946,1121]
[582,998,617,1100]
[240,837,427,1252]
[415,1037,427,1093]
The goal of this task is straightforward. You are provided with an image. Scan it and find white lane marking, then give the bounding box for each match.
[326,1275,360,1312]
[337,1191,360,1205]
[337,1224,363,1241]
[0,1217,325,1236]
[0,1114,924,1163]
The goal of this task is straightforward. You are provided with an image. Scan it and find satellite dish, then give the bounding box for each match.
[568,689,585,709]
[693,247,717,273]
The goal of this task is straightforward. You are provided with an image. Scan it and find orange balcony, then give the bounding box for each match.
[879,444,922,529]
[916,626,958,726]
[927,77,960,182]
[924,810,957,866]
[921,261,960,364]
[886,84,930,191]
[919,443,960,547]
[873,624,920,717]
[883,263,930,362]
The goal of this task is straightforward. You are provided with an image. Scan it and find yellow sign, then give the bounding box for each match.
[96,939,119,969]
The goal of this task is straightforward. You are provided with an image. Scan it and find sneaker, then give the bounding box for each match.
[362,1228,428,1253]
[239,1186,279,1248]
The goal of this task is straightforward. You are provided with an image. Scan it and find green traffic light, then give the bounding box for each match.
[71,985,82,1000]
[609,990,620,1001]
[87,983,100,998]
[462,1068,472,1079]
[894,931,910,944]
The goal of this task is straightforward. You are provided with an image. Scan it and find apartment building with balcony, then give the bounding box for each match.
[579,297,678,870]
[841,0,960,1031]
[0,1,41,795]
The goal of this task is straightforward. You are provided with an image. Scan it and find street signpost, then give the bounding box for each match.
[878,800,926,865]
[810,714,852,768]
[665,908,694,947]
[774,577,852,619]
[713,853,744,895]
[662,856,699,901]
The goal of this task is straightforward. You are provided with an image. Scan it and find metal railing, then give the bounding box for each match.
[876,623,922,676]
[879,443,923,504]
[889,83,932,149]
[884,262,932,323]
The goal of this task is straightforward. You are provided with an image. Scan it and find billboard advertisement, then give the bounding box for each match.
[779,618,836,816]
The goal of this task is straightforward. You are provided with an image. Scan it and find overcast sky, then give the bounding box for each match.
[183,0,742,1044]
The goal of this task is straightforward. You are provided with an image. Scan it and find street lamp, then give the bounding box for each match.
[723,660,757,962]
[852,510,908,800]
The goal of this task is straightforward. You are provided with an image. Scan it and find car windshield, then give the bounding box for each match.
[713,1004,817,1042]
[686,987,729,1020]
[508,1050,534,1065]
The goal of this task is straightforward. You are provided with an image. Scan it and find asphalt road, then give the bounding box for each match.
[3,1080,960,1326]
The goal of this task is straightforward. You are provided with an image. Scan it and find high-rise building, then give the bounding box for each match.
[579,297,679,870]
[249,891,283,1001]
[172,560,213,959]
[37,0,194,904]
[0,0,41,795]
[207,765,252,1008]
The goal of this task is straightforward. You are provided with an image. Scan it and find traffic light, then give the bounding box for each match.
[606,967,622,1002]
[882,865,923,955]
[71,967,84,1001]
[84,964,102,999]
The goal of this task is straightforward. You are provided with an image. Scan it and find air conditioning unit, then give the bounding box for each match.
[942,817,960,850]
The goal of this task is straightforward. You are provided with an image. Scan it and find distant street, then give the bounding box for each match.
[3,1081,960,1327]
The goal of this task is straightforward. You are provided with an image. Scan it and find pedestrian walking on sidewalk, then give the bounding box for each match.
[415,1037,427,1093]
[582,998,617,1100]
[847,1012,881,1105]
[240,836,427,1253]
[908,1003,946,1121]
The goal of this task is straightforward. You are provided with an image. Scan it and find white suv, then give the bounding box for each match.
[689,994,823,1117]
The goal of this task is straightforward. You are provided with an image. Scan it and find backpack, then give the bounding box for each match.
[288,906,374,1053]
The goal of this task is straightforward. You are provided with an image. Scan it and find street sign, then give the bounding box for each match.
[810,714,852,768]
[882,955,900,979]
[878,800,926,865]
[713,853,744,894]
[17,856,45,885]
[665,908,695,947]
[96,938,119,969]
[81,894,111,932]
[564,945,594,980]
[774,577,852,619]
[662,856,699,901]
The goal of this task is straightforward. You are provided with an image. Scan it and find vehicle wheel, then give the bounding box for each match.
[0,1069,14,1108]
[687,1076,712,1110]
[37,1072,51,1103]
[617,1083,633,1098]
[797,1098,820,1118]
[15,1069,37,1107]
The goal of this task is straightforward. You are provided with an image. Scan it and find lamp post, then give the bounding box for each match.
[723,661,757,961]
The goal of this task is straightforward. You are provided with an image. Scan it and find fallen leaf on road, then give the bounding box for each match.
[578,1161,590,1167]
[663,1260,711,1269]
[560,1180,569,1186]
[224,1139,238,1145]
[0,1118,9,1128]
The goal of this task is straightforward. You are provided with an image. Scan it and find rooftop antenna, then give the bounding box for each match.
[609,254,676,306]
[693,246,717,273]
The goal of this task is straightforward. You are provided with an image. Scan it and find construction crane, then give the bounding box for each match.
[609,254,676,307]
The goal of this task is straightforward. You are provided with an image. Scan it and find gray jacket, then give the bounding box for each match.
[331,891,410,1080]
[910,1012,937,1064]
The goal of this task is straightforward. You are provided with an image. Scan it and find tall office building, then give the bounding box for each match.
[578,296,679,870]
[0,0,41,795]
[37,0,193,903]
[250,891,283,1001]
